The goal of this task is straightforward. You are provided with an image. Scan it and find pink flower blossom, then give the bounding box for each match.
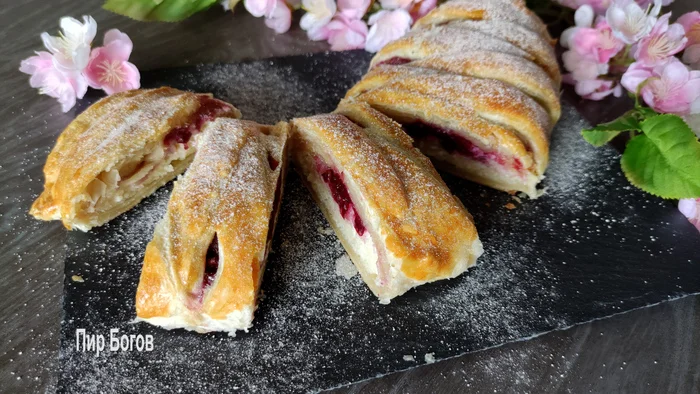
[379,0,413,10]
[572,20,626,63]
[678,11,700,69]
[324,15,369,51]
[574,78,623,100]
[634,13,687,65]
[301,0,336,38]
[557,0,612,15]
[264,0,292,33]
[562,49,609,80]
[84,30,140,95]
[409,0,438,21]
[365,9,412,53]
[244,0,277,17]
[621,58,700,115]
[606,0,662,44]
[40,16,97,73]
[337,0,371,20]
[19,51,87,112]
[635,0,674,8]
[678,198,700,232]
[561,5,596,48]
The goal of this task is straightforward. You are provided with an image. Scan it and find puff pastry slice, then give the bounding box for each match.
[414,0,554,44]
[356,52,560,123]
[135,119,289,335]
[346,69,552,197]
[291,102,482,303]
[30,87,241,231]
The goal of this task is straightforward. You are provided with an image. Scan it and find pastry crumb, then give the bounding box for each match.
[504,203,517,210]
[71,275,84,283]
[485,202,491,207]
[403,355,415,362]
[507,190,517,195]
[334,254,357,279]
[424,353,436,364]
[317,226,334,236]
[511,195,522,204]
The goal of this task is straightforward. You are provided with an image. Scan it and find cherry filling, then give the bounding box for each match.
[202,234,220,290]
[163,96,232,149]
[314,157,366,236]
[376,57,412,66]
[403,121,524,173]
[267,154,280,171]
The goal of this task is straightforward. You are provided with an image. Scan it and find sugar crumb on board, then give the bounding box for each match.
[424,353,436,364]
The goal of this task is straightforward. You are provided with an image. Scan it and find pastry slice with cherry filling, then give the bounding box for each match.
[413,0,555,44]
[30,87,241,231]
[291,102,482,303]
[346,70,552,197]
[355,52,560,124]
[370,22,560,86]
[135,119,289,335]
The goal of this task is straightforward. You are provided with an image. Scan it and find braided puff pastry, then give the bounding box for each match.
[290,102,482,303]
[30,87,241,231]
[135,119,289,335]
[359,52,560,123]
[371,22,560,85]
[414,0,554,44]
[346,69,551,197]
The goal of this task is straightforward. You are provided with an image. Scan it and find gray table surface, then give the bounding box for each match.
[1,1,698,393]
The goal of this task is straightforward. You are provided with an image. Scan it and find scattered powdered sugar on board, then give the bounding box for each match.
[58,56,700,394]
[424,353,436,364]
[335,254,358,279]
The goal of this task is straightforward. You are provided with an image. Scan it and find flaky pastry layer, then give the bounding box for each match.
[30,87,241,231]
[291,102,482,302]
[135,119,289,335]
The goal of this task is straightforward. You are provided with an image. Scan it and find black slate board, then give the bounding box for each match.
[58,51,700,393]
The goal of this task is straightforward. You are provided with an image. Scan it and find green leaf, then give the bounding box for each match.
[582,110,643,147]
[103,0,218,22]
[620,115,700,199]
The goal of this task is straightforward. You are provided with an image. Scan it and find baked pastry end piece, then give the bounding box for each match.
[291,104,482,303]
[135,119,289,335]
[30,87,241,231]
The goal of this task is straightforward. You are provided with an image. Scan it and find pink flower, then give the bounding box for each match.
[19,51,87,112]
[678,198,700,232]
[337,0,371,20]
[379,0,413,10]
[561,5,596,48]
[365,9,412,53]
[575,78,623,100]
[557,0,612,15]
[572,20,626,63]
[562,49,609,80]
[635,0,674,8]
[84,30,140,95]
[621,58,700,115]
[244,0,277,17]
[634,13,687,65]
[264,0,292,33]
[678,11,700,69]
[409,0,438,21]
[606,0,662,44]
[301,0,336,38]
[324,15,368,51]
[40,16,97,73]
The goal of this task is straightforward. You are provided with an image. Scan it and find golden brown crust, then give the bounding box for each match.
[371,21,560,86]
[414,0,555,45]
[291,103,481,301]
[30,87,241,230]
[346,66,551,176]
[136,119,288,332]
[364,52,561,123]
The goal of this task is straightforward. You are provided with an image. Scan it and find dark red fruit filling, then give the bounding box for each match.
[202,234,220,290]
[404,121,523,172]
[314,157,366,236]
[163,96,232,149]
[376,57,412,66]
[267,154,279,171]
